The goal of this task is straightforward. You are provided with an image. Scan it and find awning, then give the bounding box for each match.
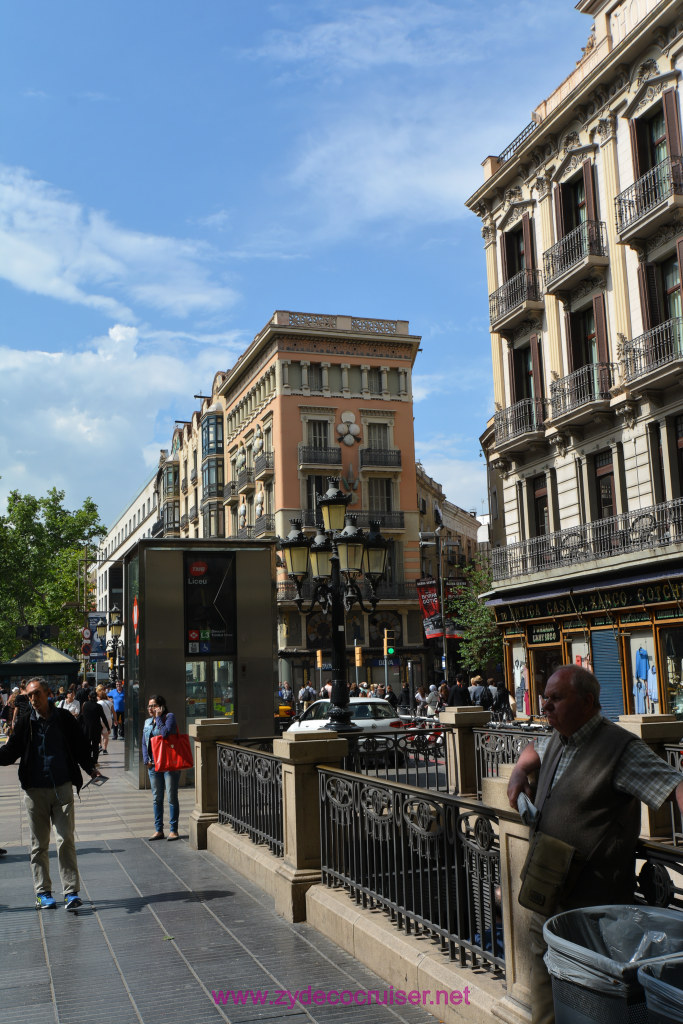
[486,563,683,608]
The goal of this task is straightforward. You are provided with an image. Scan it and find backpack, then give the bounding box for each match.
[477,685,492,710]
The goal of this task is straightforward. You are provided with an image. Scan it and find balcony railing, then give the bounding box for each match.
[498,121,537,163]
[223,481,238,502]
[489,268,543,326]
[542,220,608,287]
[277,577,416,603]
[252,514,275,537]
[189,504,198,523]
[359,448,402,469]
[180,513,189,530]
[491,496,683,580]
[237,468,254,490]
[181,475,188,493]
[549,362,615,418]
[151,519,164,538]
[494,397,545,444]
[217,743,283,857]
[297,444,342,466]
[237,525,254,539]
[190,467,198,485]
[253,451,274,477]
[615,156,683,233]
[622,317,683,383]
[299,508,405,530]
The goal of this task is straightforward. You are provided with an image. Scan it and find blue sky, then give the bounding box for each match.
[0,1,592,527]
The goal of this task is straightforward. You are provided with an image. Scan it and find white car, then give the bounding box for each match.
[287,697,404,733]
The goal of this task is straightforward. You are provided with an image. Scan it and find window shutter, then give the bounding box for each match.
[522,212,534,271]
[677,237,683,313]
[507,345,516,405]
[565,311,577,373]
[582,160,597,222]
[663,88,683,160]
[529,333,544,409]
[638,263,662,330]
[593,293,609,365]
[629,119,649,179]
[500,231,509,283]
[553,184,565,239]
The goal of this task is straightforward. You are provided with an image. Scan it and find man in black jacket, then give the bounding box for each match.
[0,678,100,911]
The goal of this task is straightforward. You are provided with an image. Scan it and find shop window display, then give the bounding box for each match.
[511,642,530,715]
[660,627,683,718]
[627,629,658,715]
[532,647,563,714]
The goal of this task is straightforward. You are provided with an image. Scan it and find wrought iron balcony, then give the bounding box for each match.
[277,577,417,603]
[297,444,342,467]
[542,220,608,292]
[252,514,275,537]
[237,525,254,539]
[254,451,274,478]
[489,268,543,329]
[180,513,189,530]
[181,475,188,494]
[190,467,198,485]
[223,481,238,504]
[494,397,545,451]
[151,519,164,538]
[189,504,198,523]
[615,156,683,238]
[299,508,405,530]
[237,468,254,492]
[498,122,537,163]
[490,496,683,580]
[359,448,402,469]
[549,362,615,422]
[622,317,683,387]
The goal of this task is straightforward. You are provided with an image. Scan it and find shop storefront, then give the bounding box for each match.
[491,571,683,721]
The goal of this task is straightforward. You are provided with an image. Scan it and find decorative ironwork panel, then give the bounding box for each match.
[217,743,283,857]
[615,156,683,233]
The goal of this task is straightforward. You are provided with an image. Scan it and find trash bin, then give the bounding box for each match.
[638,957,683,1024]
[543,905,683,1024]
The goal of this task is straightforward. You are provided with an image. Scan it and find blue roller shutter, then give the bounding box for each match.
[590,629,624,721]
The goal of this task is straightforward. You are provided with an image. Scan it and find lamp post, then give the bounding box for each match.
[98,605,123,683]
[279,478,388,731]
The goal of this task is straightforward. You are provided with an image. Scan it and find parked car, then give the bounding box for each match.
[287,697,405,733]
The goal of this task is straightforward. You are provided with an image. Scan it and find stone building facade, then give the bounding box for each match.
[467,0,683,719]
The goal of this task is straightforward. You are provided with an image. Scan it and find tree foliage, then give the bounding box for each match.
[448,559,503,673]
[0,487,105,661]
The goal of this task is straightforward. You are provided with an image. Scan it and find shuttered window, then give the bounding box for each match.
[590,630,624,721]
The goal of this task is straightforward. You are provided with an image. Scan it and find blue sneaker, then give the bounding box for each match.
[35,892,57,909]
[65,893,83,912]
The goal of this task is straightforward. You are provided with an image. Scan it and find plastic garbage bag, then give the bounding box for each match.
[543,905,683,997]
[638,957,683,1023]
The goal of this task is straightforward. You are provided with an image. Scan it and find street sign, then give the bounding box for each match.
[82,642,92,655]
[82,628,91,640]
[441,655,446,669]
[132,597,139,632]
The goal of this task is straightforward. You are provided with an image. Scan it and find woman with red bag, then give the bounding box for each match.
[142,695,180,842]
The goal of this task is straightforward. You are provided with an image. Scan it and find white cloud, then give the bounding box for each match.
[0,165,240,320]
[417,452,488,519]
[0,324,245,525]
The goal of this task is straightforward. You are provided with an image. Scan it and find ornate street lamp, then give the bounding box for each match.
[278,478,389,731]
[108,604,124,683]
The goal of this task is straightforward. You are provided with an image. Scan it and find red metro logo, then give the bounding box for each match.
[188,561,209,585]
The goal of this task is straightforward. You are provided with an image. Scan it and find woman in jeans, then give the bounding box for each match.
[142,695,180,841]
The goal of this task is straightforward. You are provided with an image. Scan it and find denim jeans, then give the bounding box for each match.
[147,767,180,834]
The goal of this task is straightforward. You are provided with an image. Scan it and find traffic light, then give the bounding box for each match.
[316,649,323,669]
[383,629,395,658]
[354,646,363,668]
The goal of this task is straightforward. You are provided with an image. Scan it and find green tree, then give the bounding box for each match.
[0,487,105,660]
[448,559,503,673]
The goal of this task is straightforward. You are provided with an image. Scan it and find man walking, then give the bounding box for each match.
[108,679,125,739]
[507,665,683,1024]
[0,678,100,911]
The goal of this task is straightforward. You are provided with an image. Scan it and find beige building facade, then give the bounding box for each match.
[468,0,683,719]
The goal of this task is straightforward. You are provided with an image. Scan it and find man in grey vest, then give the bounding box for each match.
[507,665,683,1024]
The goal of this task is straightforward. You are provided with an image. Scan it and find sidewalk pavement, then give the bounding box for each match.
[0,738,435,1024]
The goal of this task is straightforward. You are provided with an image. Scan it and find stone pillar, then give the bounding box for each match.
[618,713,683,838]
[439,707,493,795]
[483,766,533,1023]
[483,225,505,410]
[188,718,239,850]
[597,114,632,344]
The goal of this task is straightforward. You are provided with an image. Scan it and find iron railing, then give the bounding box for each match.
[359,449,402,469]
[489,268,543,325]
[319,766,506,970]
[615,156,683,233]
[223,481,238,501]
[297,444,342,466]
[490,497,683,580]
[622,317,683,383]
[190,468,198,485]
[237,468,254,490]
[181,475,188,493]
[237,525,254,539]
[636,840,683,909]
[299,508,405,530]
[180,513,189,530]
[473,723,552,800]
[498,122,537,164]
[252,514,275,537]
[151,519,164,538]
[542,220,608,287]
[254,451,274,476]
[276,577,416,603]
[217,743,283,857]
[342,725,451,793]
[494,397,545,444]
[189,504,198,522]
[665,745,683,845]
[549,362,615,418]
